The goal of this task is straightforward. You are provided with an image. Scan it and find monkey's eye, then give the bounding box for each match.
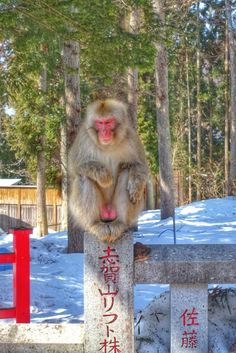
[105,118,116,128]
[95,118,116,130]
[95,120,104,129]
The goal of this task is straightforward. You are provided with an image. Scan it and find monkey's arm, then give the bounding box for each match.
[77,161,113,188]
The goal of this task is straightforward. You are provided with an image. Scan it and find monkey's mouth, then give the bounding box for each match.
[99,138,112,145]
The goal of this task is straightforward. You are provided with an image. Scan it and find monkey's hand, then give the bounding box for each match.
[119,162,133,171]
[127,164,147,204]
[96,166,113,188]
[78,162,113,188]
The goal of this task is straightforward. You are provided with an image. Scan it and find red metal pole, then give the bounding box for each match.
[12,228,31,323]
[0,308,16,319]
[0,253,15,263]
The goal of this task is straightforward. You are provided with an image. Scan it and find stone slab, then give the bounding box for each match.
[135,244,236,284]
[0,323,84,353]
[84,232,134,353]
[170,284,208,353]
[0,343,82,353]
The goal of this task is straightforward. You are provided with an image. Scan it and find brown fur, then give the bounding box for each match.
[68,99,149,242]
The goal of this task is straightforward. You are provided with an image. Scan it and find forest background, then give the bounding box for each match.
[0,0,236,252]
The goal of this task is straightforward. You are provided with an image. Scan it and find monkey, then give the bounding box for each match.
[68,98,149,242]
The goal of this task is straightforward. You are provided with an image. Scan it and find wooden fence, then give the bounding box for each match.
[0,186,61,232]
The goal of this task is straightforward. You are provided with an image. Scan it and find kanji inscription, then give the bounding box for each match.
[84,232,134,353]
[98,246,122,352]
[180,307,199,349]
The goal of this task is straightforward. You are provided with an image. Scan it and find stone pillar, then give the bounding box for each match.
[84,232,134,353]
[170,284,208,353]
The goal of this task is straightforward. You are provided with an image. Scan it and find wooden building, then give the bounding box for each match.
[0,185,61,232]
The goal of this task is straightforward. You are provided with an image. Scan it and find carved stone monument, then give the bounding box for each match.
[84,232,134,353]
[170,284,208,353]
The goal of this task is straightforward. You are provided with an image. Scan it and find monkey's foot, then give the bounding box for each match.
[108,219,126,242]
[89,220,126,243]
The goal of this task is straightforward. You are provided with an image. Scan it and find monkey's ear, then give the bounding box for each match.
[122,102,128,115]
[118,101,128,119]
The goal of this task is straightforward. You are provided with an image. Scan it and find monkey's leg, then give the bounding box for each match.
[70,176,103,231]
[70,177,116,241]
[114,169,144,233]
[70,173,127,242]
[100,170,135,242]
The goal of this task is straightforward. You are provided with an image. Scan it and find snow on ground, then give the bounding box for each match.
[0,197,236,350]
[0,231,84,323]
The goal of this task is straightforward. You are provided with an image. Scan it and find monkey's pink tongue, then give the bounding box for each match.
[100,205,117,221]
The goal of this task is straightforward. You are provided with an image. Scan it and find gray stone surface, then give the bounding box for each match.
[135,244,236,284]
[0,344,82,353]
[84,232,134,353]
[0,323,84,353]
[170,284,208,353]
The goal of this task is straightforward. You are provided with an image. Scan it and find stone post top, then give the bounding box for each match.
[135,244,236,284]
[146,244,236,262]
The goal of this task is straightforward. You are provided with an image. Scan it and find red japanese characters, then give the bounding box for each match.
[98,246,122,353]
[180,307,199,349]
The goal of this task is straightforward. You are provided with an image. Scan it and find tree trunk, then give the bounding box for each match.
[208,87,213,165]
[127,9,140,129]
[209,110,213,165]
[186,50,192,203]
[152,0,175,219]
[60,114,68,230]
[196,1,201,200]
[127,9,154,219]
[225,0,236,195]
[36,66,48,237]
[224,18,230,195]
[146,175,155,210]
[62,40,83,252]
[128,68,138,129]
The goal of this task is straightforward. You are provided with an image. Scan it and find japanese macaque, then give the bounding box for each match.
[69,99,149,242]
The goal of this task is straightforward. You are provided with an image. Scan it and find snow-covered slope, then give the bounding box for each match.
[0,197,235,351]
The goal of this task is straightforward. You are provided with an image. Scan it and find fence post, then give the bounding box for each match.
[84,232,134,353]
[170,283,208,352]
[12,228,31,323]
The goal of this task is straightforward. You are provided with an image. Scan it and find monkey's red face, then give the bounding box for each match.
[95,117,116,145]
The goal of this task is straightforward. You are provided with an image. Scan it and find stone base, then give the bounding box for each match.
[84,232,134,353]
[170,284,208,353]
[0,324,84,353]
